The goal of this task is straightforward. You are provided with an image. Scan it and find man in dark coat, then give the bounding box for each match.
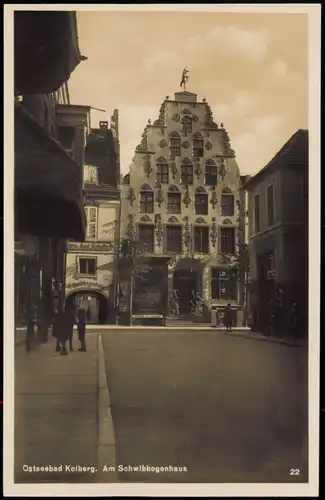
[224,304,233,333]
[53,305,69,355]
[77,307,87,352]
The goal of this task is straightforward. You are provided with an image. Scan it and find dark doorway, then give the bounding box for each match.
[173,269,198,314]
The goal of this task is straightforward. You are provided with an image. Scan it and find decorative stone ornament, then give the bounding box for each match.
[127,187,136,206]
[140,215,152,223]
[159,139,167,148]
[205,141,212,150]
[210,218,217,248]
[183,217,191,251]
[222,218,232,225]
[219,254,232,265]
[182,187,191,208]
[155,214,164,247]
[136,127,148,152]
[219,163,227,181]
[195,217,207,224]
[182,140,190,149]
[155,187,164,207]
[210,187,217,209]
[126,215,135,239]
[192,115,199,122]
[168,216,179,223]
[173,114,180,122]
[194,160,202,180]
[170,161,177,180]
[143,159,152,178]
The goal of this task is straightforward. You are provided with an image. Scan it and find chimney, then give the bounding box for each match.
[99,121,108,130]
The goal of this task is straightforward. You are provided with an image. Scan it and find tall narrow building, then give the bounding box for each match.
[120,89,246,326]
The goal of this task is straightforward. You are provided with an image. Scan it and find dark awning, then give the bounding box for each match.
[15,101,86,240]
[14,11,87,94]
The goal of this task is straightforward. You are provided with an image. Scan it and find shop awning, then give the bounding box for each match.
[15,101,86,240]
[14,11,87,94]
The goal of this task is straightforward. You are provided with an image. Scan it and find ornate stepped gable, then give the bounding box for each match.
[135,126,149,152]
[204,102,219,129]
[153,101,166,127]
[220,123,236,157]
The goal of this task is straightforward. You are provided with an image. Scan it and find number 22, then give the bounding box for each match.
[290,468,300,476]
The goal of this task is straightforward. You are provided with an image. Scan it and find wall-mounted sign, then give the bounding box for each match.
[67,242,114,252]
[66,281,104,291]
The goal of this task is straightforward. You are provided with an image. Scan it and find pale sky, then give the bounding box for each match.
[68,10,308,176]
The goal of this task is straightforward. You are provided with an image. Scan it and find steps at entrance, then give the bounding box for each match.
[166,316,210,327]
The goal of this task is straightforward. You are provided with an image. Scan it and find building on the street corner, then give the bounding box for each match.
[120,87,246,326]
[14,11,88,347]
[243,129,308,338]
[65,113,121,324]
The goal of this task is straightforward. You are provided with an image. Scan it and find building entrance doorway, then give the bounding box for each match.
[66,291,108,324]
[173,269,198,315]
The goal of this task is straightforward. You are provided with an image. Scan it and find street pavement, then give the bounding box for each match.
[14,333,99,483]
[102,328,308,483]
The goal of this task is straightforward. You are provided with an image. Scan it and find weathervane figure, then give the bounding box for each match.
[180,67,189,91]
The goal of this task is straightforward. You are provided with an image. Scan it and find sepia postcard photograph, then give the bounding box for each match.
[3,3,320,497]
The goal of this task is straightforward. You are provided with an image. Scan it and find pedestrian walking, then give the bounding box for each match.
[224,304,233,333]
[76,306,87,352]
[66,303,76,351]
[53,305,69,355]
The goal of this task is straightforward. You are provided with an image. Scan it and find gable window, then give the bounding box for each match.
[140,188,154,213]
[220,227,235,254]
[205,163,218,186]
[194,226,209,253]
[170,138,181,159]
[167,192,181,214]
[267,185,275,227]
[221,194,234,216]
[78,257,96,277]
[84,164,99,185]
[195,193,208,215]
[138,224,155,252]
[211,268,237,300]
[193,138,204,158]
[254,194,260,233]
[156,162,169,184]
[181,164,193,185]
[85,206,98,239]
[182,116,192,135]
[166,225,182,253]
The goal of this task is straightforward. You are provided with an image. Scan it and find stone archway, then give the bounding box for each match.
[65,290,109,325]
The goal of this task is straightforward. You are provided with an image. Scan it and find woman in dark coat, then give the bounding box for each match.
[224,304,233,333]
[53,306,69,355]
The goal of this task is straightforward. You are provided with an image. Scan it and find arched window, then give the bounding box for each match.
[192,132,204,157]
[221,188,234,217]
[167,186,181,214]
[169,132,181,159]
[181,158,193,185]
[205,159,218,186]
[140,184,154,213]
[156,156,169,184]
[195,187,208,215]
[182,115,192,135]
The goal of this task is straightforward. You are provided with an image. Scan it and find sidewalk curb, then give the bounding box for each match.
[97,334,118,482]
[225,331,307,348]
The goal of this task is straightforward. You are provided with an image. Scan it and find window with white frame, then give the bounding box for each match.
[85,206,98,239]
[77,257,97,277]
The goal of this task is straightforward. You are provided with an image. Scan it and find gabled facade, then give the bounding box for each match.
[120,90,246,325]
[65,117,121,324]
